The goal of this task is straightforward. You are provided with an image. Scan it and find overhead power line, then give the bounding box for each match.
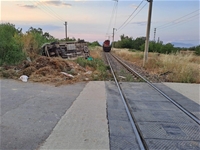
[106,0,118,38]
[35,0,65,22]
[114,1,119,29]
[117,1,148,33]
[28,1,64,23]
[156,9,200,29]
[158,13,199,31]
[117,0,145,31]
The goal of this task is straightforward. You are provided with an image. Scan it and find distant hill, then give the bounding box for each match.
[171,42,195,48]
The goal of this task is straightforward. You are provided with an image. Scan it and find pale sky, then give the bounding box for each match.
[1,0,199,46]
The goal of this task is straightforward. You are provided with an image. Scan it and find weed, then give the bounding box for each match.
[75,57,111,80]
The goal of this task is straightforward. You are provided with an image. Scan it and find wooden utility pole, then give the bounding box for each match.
[64,21,67,40]
[154,28,156,42]
[143,0,153,67]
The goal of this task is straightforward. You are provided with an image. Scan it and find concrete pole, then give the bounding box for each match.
[65,21,67,41]
[112,28,116,48]
[143,0,153,67]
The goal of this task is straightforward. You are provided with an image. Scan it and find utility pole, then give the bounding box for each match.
[64,21,67,41]
[143,0,153,67]
[154,28,156,42]
[112,28,117,48]
[157,37,160,43]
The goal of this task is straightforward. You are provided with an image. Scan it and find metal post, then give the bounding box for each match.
[143,0,153,67]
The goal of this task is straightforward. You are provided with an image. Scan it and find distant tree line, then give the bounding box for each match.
[113,34,200,55]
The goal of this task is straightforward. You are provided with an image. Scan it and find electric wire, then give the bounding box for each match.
[117,0,144,31]
[106,0,118,38]
[35,0,65,22]
[117,1,148,33]
[158,13,199,31]
[28,1,64,23]
[156,9,199,29]
[106,2,117,36]
[114,1,119,29]
[34,0,64,22]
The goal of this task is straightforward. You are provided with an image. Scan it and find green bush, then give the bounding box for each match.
[76,57,104,69]
[195,45,200,56]
[76,57,110,80]
[0,23,25,65]
[88,41,101,47]
[140,41,180,54]
[26,27,56,50]
[114,35,145,50]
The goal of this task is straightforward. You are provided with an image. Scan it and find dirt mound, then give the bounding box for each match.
[0,56,93,86]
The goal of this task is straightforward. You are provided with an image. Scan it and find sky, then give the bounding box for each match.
[0,0,199,46]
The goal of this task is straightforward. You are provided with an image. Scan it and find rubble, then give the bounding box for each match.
[0,56,94,86]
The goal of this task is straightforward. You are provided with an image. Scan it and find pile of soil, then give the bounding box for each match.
[0,56,94,86]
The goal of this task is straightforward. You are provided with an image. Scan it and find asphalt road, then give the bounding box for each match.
[0,79,86,150]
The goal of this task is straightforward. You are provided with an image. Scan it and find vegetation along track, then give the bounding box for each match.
[105,52,143,82]
[105,52,200,149]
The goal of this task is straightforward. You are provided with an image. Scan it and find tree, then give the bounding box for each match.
[151,41,163,53]
[140,41,164,53]
[115,34,133,48]
[160,43,175,54]
[132,37,145,50]
[89,41,101,47]
[27,27,43,35]
[0,23,25,65]
[43,32,54,40]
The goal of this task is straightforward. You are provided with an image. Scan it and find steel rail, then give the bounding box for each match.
[111,53,200,125]
[105,53,146,150]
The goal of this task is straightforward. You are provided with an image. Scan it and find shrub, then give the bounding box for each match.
[88,41,101,47]
[23,27,56,58]
[195,45,200,56]
[0,23,25,65]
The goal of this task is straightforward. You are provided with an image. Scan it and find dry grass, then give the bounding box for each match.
[89,46,102,59]
[0,56,94,86]
[113,48,143,63]
[113,48,200,83]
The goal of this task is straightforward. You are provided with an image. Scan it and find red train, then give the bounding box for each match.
[103,40,112,52]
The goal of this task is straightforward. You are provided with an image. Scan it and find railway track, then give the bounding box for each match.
[105,52,200,150]
[105,53,147,150]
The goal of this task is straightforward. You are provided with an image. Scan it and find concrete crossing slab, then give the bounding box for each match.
[119,82,200,150]
[105,81,140,150]
[155,83,200,120]
[163,82,200,104]
[39,81,109,149]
